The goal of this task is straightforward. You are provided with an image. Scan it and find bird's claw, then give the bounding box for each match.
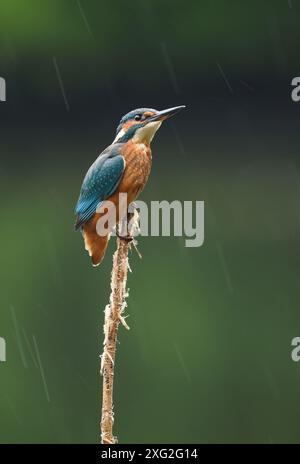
[116,231,133,243]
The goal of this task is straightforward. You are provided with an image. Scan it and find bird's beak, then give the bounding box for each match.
[147,105,186,122]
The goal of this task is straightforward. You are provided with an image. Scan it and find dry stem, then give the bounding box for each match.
[100,212,139,444]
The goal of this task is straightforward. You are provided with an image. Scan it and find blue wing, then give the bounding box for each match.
[75,144,125,230]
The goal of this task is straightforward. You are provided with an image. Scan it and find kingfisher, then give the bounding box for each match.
[75,105,185,266]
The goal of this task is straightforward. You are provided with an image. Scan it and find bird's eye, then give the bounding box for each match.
[134,114,142,121]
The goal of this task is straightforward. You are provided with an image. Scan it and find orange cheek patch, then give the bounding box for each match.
[143,111,155,118]
[123,120,138,131]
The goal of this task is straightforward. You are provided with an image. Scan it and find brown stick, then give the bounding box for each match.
[100,234,131,444]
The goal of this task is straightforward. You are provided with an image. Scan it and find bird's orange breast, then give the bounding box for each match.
[117,140,152,202]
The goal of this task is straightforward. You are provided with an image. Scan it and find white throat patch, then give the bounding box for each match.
[113,128,126,144]
[112,121,162,144]
[133,121,162,144]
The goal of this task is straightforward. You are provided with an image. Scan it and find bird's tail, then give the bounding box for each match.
[82,215,110,267]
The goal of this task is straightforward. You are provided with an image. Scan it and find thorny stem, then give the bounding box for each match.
[100,212,139,444]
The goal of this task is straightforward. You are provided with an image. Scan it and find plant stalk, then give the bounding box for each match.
[100,234,131,444]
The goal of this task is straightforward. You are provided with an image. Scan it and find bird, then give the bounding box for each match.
[75,105,185,266]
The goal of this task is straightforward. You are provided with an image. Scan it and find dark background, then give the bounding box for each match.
[1,0,300,443]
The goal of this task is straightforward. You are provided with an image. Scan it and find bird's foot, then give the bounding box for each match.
[116,231,134,243]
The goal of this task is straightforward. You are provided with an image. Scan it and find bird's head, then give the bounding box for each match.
[113,106,185,145]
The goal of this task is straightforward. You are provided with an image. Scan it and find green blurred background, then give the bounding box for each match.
[1,0,300,444]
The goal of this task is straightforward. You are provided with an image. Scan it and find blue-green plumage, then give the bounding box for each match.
[75,144,125,230]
